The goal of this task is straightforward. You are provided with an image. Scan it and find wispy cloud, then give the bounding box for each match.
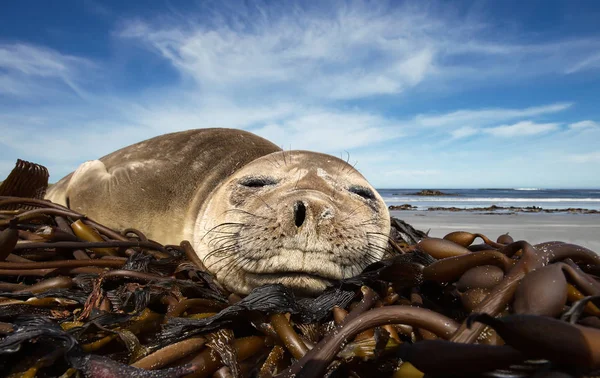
[485,121,560,138]
[569,120,599,130]
[1,0,599,189]
[118,2,443,100]
[565,52,600,74]
[0,44,93,99]
[118,1,600,101]
[414,103,572,128]
[450,126,479,139]
[252,110,403,151]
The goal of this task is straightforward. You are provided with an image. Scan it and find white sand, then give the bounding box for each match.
[390,210,600,253]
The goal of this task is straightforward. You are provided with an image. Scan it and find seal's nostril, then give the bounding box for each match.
[294,201,306,228]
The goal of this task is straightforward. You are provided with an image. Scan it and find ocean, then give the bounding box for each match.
[377,188,600,211]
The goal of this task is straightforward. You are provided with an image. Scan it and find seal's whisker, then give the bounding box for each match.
[365,232,391,246]
[208,233,242,245]
[354,219,383,227]
[222,209,259,217]
[365,231,392,243]
[365,231,394,242]
[206,239,238,255]
[279,147,288,167]
[293,170,302,191]
[340,202,372,222]
[366,231,399,249]
[205,224,249,235]
[201,222,248,241]
[205,240,250,266]
[267,155,281,169]
[361,245,385,264]
[341,159,359,175]
[222,209,276,222]
[218,242,269,278]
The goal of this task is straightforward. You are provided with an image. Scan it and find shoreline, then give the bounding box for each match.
[390,210,600,252]
[388,204,600,214]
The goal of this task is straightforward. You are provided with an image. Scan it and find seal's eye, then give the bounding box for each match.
[348,185,375,200]
[239,176,278,188]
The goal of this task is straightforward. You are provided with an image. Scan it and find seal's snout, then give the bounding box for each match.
[288,196,335,232]
[294,201,306,227]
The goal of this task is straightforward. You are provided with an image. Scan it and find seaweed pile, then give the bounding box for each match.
[1,196,599,378]
[0,164,599,377]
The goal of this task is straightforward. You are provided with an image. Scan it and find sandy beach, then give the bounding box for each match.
[390,210,600,252]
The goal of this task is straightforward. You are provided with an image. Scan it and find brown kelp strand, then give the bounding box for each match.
[468,313,600,369]
[416,237,471,259]
[132,337,206,370]
[0,224,19,261]
[70,219,119,256]
[13,240,169,254]
[269,313,310,359]
[1,195,600,377]
[450,241,543,344]
[442,231,504,249]
[423,250,515,282]
[397,340,525,376]
[278,306,460,378]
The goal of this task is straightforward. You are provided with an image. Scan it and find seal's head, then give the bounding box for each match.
[194,150,390,295]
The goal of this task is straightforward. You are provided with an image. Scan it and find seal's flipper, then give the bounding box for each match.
[46,160,109,210]
[0,159,49,209]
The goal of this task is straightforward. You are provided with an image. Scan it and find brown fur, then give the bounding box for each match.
[46,128,391,294]
[46,129,280,243]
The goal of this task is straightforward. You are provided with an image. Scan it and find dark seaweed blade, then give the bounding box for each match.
[72,273,98,292]
[339,250,433,289]
[157,284,301,344]
[123,253,154,272]
[295,288,356,323]
[69,352,197,378]
[106,286,152,314]
[206,329,240,377]
[159,284,359,345]
[67,312,140,339]
[148,252,187,273]
[0,305,56,320]
[0,317,77,354]
[161,252,435,343]
[390,217,429,245]
[174,261,226,293]
[0,288,90,304]
[0,159,49,209]
[159,279,227,301]
[122,251,185,274]
[561,295,600,324]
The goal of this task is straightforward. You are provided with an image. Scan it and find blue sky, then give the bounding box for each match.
[1,0,599,189]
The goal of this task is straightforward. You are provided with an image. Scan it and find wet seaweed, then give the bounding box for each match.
[0,158,600,377]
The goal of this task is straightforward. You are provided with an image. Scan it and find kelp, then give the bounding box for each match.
[0,158,600,377]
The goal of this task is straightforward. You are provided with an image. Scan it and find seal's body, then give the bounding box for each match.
[46,128,390,294]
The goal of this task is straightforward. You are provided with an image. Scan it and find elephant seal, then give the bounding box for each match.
[46,128,391,295]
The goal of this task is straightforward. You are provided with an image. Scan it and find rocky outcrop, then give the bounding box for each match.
[410,189,454,196]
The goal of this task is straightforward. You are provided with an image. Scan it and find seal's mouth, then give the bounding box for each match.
[241,258,350,282]
[244,271,335,296]
[237,247,358,279]
[254,271,337,282]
